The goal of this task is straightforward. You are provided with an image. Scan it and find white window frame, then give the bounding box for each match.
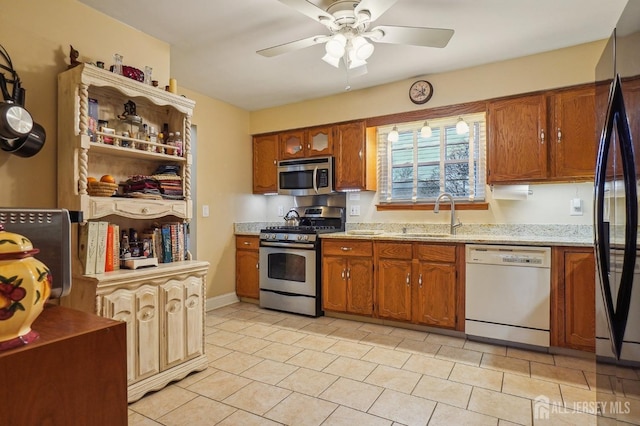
[377,113,486,203]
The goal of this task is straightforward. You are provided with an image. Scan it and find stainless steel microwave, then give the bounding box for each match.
[277,156,335,196]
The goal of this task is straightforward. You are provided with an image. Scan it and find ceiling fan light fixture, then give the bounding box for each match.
[351,35,374,60]
[325,33,347,58]
[387,126,399,142]
[322,52,341,68]
[420,121,432,138]
[456,117,469,135]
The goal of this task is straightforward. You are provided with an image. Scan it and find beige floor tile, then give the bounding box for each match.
[250,313,285,325]
[532,403,598,426]
[361,332,404,348]
[322,405,392,426]
[264,328,307,344]
[216,409,281,426]
[185,369,252,401]
[507,347,554,365]
[240,323,279,338]
[362,346,411,368]
[499,420,523,426]
[623,378,640,400]
[205,344,233,363]
[412,375,472,408]
[364,364,422,394]
[328,327,370,341]
[428,402,498,426]
[301,323,339,336]
[174,366,218,388]
[327,317,367,329]
[425,333,466,348]
[205,315,228,327]
[469,387,532,425]
[359,322,395,335]
[402,353,454,379]
[294,333,339,351]
[588,372,615,394]
[240,359,298,384]
[502,372,563,404]
[464,340,508,356]
[157,395,236,425]
[326,339,373,358]
[223,381,291,415]
[531,362,589,389]
[210,351,263,374]
[619,366,640,380]
[481,353,531,376]
[129,385,197,420]
[215,318,251,332]
[265,392,338,426]
[319,377,384,411]
[553,354,596,373]
[323,356,377,381]
[559,384,599,414]
[613,396,640,424]
[128,410,162,426]
[389,327,428,342]
[396,339,441,356]
[277,367,339,397]
[209,305,239,317]
[368,389,436,426]
[287,348,338,370]
[449,363,503,391]
[224,309,262,321]
[436,345,483,366]
[275,316,314,330]
[205,329,244,346]
[253,341,304,362]
[223,335,272,354]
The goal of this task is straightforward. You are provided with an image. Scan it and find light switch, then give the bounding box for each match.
[202,205,210,217]
[569,198,583,216]
[350,205,361,216]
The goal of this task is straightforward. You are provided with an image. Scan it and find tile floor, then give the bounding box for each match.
[128,302,640,425]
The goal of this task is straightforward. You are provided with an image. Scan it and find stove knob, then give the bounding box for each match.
[296,235,302,241]
[270,234,276,239]
[284,234,289,240]
[303,235,309,241]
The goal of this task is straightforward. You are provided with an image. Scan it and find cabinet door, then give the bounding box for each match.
[377,258,412,321]
[551,87,596,179]
[134,285,161,380]
[487,94,548,183]
[253,134,279,193]
[160,280,186,369]
[102,289,137,384]
[414,261,457,328]
[346,257,373,315]
[280,130,306,159]
[307,125,333,157]
[335,121,366,190]
[322,256,348,312]
[236,248,260,299]
[184,276,204,359]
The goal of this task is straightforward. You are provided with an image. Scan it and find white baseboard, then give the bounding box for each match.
[206,292,240,311]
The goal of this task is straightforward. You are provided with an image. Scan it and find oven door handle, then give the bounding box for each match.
[260,242,315,249]
[313,166,318,194]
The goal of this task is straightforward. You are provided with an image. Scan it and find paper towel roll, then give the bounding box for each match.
[491,184,530,200]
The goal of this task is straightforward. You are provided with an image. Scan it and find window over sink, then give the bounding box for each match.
[377,113,486,204]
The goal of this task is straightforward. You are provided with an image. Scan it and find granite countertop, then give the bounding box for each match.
[234,222,594,247]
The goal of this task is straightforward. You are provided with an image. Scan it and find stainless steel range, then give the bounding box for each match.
[259,205,345,317]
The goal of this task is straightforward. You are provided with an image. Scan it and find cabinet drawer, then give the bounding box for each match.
[236,235,259,250]
[89,198,187,219]
[414,244,456,262]
[375,242,413,259]
[323,240,372,257]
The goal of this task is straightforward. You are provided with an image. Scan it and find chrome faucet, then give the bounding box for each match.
[434,192,462,235]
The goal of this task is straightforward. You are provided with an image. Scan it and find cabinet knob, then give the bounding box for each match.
[341,269,346,280]
[557,127,562,143]
[406,273,411,286]
[346,268,351,279]
[340,247,352,251]
[273,159,277,165]
[256,262,259,269]
[540,129,545,145]
[243,241,251,246]
[419,273,423,288]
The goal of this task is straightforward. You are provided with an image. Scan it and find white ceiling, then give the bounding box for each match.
[79,0,627,111]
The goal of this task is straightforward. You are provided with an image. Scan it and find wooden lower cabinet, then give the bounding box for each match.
[236,235,260,299]
[322,239,374,315]
[62,261,209,402]
[551,246,596,352]
[375,241,463,330]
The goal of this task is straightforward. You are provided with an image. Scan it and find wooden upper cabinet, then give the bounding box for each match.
[253,134,279,194]
[487,94,548,184]
[279,130,306,160]
[334,121,376,191]
[307,125,334,157]
[551,86,597,179]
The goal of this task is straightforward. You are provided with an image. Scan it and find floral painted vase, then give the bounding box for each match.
[0,224,51,350]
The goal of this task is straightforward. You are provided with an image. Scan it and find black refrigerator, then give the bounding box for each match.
[595,0,640,422]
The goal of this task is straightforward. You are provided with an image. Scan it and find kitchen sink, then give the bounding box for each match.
[392,232,453,238]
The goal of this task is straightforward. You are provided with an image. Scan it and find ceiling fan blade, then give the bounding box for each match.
[355,0,399,22]
[371,25,454,48]
[257,35,325,57]
[277,0,334,23]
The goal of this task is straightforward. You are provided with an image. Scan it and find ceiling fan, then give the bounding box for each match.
[257,0,454,71]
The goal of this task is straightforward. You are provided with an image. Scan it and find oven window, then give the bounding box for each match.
[267,252,306,282]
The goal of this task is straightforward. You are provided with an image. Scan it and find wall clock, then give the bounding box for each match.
[409,80,433,105]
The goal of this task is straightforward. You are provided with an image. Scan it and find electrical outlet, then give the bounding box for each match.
[278,205,284,216]
[202,205,210,217]
[350,205,361,216]
[569,198,583,216]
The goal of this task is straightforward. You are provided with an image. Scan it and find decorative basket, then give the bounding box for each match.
[88,181,118,197]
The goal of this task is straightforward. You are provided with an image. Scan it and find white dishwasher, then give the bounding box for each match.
[465,244,551,347]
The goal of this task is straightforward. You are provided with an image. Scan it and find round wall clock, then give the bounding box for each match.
[409,80,433,105]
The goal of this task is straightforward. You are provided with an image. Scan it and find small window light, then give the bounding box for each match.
[420,121,432,138]
[387,126,399,142]
[456,117,469,135]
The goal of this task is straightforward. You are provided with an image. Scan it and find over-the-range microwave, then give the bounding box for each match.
[277,156,335,196]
